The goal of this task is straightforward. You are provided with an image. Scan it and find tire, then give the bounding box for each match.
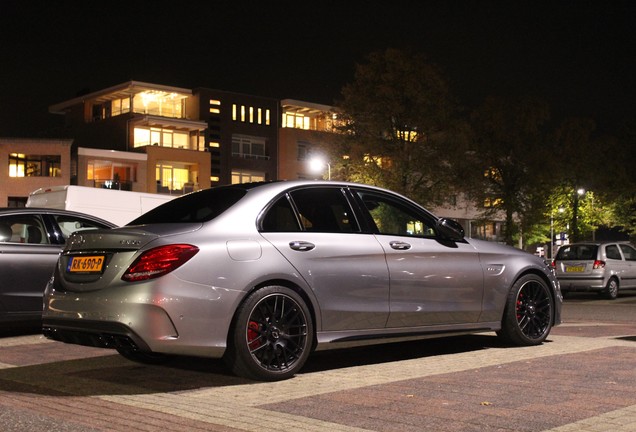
[604,278,619,300]
[497,274,553,346]
[116,348,170,365]
[224,285,313,381]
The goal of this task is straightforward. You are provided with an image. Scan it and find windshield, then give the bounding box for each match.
[128,187,247,225]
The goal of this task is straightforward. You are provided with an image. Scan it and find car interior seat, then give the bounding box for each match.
[26,225,43,244]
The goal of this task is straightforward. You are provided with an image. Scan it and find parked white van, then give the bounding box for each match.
[27,185,175,226]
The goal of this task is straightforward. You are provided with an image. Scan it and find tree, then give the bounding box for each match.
[549,117,606,242]
[466,95,551,246]
[328,48,460,207]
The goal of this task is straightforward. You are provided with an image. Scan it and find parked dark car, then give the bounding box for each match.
[0,208,116,322]
[42,181,561,381]
[552,241,636,299]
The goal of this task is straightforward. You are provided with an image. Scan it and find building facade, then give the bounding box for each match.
[49,81,211,194]
[0,138,72,207]
[0,80,505,243]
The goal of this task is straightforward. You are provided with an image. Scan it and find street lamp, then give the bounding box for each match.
[309,158,331,180]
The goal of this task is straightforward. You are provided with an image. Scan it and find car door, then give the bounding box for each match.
[259,186,390,331]
[352,188,485,327]
[618,244,636,289]
[0,213,61,319]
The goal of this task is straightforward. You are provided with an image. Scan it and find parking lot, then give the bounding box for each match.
[1,294,635,432]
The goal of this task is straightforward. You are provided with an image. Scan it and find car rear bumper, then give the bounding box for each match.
[42,274,241,358]
[557,276,606,291]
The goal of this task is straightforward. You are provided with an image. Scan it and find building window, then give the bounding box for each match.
[87,159,137,190]
[231,104,270,125]
[9,154,61,177]
[132,91,185,118]
[156,162,197,194]
[231,135,268,159]
[297,141,311,161]
[133,127,190,149]
[111,97,131,116]
[282,112,311,130]
[7,197,27,208]
[209,99,221,114]
[232,170,265,184]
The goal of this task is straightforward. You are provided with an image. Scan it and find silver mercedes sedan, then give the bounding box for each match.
[42,180,562,381]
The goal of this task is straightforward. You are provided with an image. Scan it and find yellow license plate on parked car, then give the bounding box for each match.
[565,265,585,273]
[67,256,105,273]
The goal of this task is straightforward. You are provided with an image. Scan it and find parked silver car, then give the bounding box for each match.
[42,181,561,381]
[0,208,116,323]
[552,241,636,299]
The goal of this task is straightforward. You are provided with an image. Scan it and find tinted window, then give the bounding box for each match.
[0,214,48,244]
[606,245,622,260]
[354,189,436,237]
[129,187,247,224]
[556,245,598,260]
[261,195,301,232]
[51,214,112,241]
[619,244,636,261]
[289,188,359,233]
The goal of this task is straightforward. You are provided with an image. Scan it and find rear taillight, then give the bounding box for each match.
[122,244,199,282]
[593,260,606,269]
[550,260,556,269]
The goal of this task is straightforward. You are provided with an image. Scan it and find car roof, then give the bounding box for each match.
[564,241,631,246]
[0,207,117,227]
[212,180,440,219]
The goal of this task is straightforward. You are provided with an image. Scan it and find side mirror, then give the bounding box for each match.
[436,218,465,241]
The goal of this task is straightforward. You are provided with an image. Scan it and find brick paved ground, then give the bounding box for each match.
[0,321,635,432]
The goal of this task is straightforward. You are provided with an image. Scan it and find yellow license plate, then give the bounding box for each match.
[67,256,105,273]
[565,265,585,273]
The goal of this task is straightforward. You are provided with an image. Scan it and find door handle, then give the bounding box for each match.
[389,241,411,250]
[289,241,315,251]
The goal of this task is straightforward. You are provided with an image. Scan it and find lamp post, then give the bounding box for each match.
[309,158,331,180]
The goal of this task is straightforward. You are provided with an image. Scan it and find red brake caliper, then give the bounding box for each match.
[516,293,524,320]
[247,321,261,349]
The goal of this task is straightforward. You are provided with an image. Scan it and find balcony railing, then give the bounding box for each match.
[93,179,133,191]
[231,152,270,160]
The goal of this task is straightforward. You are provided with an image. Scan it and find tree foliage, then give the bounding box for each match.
[327,48,635,246]
[465,95,551,246]
[329,48,460,207]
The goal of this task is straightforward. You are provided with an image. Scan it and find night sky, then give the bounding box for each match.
[1,0,634,136]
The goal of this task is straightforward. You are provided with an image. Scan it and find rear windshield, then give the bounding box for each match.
[555,244,598,261]
[128,187,247,225]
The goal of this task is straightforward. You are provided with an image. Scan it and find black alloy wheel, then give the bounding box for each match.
[498,274,553,346]
[225,286,312,381]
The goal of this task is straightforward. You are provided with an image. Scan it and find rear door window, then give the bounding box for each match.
[288,187,359,233]
[0,214,48,244]
[619,244,636,261]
